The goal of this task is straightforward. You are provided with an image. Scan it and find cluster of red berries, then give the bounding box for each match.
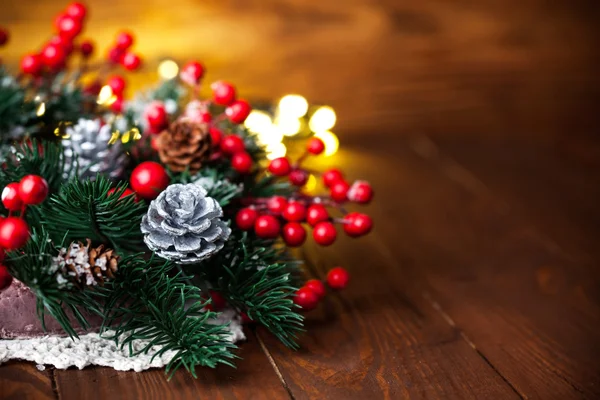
[294,267,350,311]
[143,61,253,174]
[13,3,142,80]
[0,175,49,291]
[105,31,142,71]
[236,196,372,247]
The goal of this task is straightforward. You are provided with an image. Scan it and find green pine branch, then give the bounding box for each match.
[191,230,304,348]
[4,229,101,338]
[41,176,146,254]
[99,257,238,378]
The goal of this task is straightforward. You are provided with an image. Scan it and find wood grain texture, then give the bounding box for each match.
[338,139,600,399]
[0,362,55,400]
[53,334,290,400]
[258,232,520,399]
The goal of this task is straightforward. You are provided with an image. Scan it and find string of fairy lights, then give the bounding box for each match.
[91,59,340,160]
[155,60,340,160]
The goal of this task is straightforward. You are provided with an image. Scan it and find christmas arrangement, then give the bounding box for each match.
[0,3,374,378]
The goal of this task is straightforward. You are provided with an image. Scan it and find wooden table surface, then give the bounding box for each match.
[1,134,599,399]
[1,0,600,399]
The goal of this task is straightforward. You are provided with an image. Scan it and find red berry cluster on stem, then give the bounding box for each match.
[0,175,49,291]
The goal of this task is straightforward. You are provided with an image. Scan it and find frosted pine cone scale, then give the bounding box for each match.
[141,183,231,264]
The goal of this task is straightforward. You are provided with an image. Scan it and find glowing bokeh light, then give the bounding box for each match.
[97,85,114,105]
[244,110,272,133]
[314,131,339,156]
[309,106,336,132]
[36,102,46,117]
[266,142,287,160]
[278,94,309,118]
[158,60,179,80]
[275,116,301,136]
[304,174,317,193]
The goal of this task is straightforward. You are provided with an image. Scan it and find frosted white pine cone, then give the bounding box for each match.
[62,118,127,180]
[141,183,231,264]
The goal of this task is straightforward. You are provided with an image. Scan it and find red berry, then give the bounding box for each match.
[180,61,205,86]
[211,81,236,106]
[282,202,306,222]
[65,2,87,20]
[322,169,344,188]
[83,79,102,96]
[327,267,350,290]
[239,312,252,324]
[205,290,227,311]
[236,208,258,231]
[0,265,12,291]
[20,54,43,76]
[294,286,319,311]
[225,99,251,124]
[209,127,222,147]
[289,169,308,186]
[307,138,325,155]
[145,102,168,132]
[107,187,138,202]
[79,40,94,57]
[106,75,126,96]
[41,44,67,68]
[330,180,350,203]
[306,204,329,227]
[267,196,288,214]
[347,180,373,204]
[198,112,212,123]
[55,15,82,40]
[2,183,23,211]
[305,279,326,299]
[115,31,134,50]
[220,135,245,155]
[282,222,306,247]
[343,212,373,237]
[106,46,125,64]
[121,52,142,71]
[48,36,74,55]
[231,152,253,174]
[0,217,30,250]
[0,28,9,47]
[268,157,291,176]
[130,161,170,200]
[18,175,49,205]
[313,222,337,246]
[254,215,280,239]
[110,97,124,113]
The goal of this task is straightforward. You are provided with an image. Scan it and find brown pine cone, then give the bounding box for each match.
[156,120,212,173]
[55,239,119,288]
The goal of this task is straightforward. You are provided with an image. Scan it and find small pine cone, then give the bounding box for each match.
[55,239,119,288]
[156,119,212,173]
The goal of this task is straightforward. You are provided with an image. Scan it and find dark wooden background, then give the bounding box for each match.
[1,1,600,399]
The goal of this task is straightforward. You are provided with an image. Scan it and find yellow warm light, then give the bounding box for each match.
[275,116,301,136]
[97,85,114,105]
[305,174,317,193]
[257,126,284,146]
[36,102,46,117]
[158,60,179,80]
[278,94,309,118]
[244,110,272,133]
[309,106,336,132]
[315,131,339,156]
[266,142,287,160]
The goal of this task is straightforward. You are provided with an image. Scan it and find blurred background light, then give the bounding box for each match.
[275,116,302,136]
[158,60,179,80]
[265,142,287,160]
[278,95,309,119]
[244,110,272,133]
[309,106,336,132]
[315,131,339,156]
